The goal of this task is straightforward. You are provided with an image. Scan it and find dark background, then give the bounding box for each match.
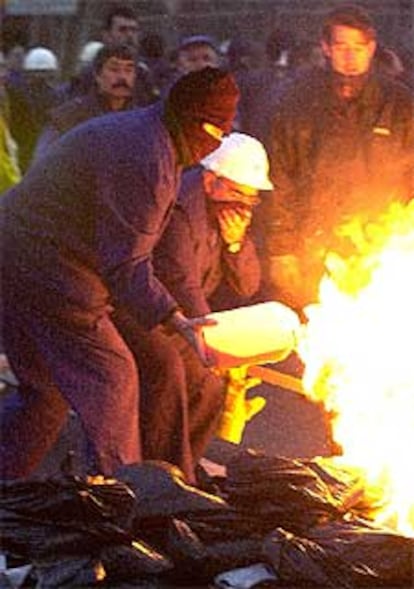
[2,0,413,79]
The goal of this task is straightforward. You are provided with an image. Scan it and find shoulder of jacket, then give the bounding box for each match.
[281,67,325,102]
[177,169,206,210]
[371,73,414,109]
[49,95,99,130]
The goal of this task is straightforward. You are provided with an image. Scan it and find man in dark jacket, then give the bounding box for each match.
[34,43,138,161]
[154,132,273,317]
[57,3,158,105]
[262,4,414,311]
[0,67,239,483]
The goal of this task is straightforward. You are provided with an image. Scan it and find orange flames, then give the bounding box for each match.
[297,201,414,537]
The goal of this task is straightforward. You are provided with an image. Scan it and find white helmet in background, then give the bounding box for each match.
[201,132,274,191]
[78,41,104,69]
[24,47,59,71]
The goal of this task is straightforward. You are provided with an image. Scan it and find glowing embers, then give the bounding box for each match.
[298,201,414,537]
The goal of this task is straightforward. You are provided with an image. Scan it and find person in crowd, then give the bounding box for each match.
[7,46,61,173]
[4,44,26,89]
[155,35,222,99]
[231,29,296,141]
[154,131,273,317]
[58,2,158,105]
[78,41,106,72]
[175,35,221,76]
[288,39,326,75]
[140,32,176,93]
[34,43,138,161]
[262,3,414,312]
[0,67,240,484]
[0,51,21,193]
[55,40,104,102]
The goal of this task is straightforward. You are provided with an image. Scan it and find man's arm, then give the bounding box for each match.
[154,205,211,317]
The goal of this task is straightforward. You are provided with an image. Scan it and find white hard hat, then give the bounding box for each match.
[201,132,274,191]
[78,41,104,67]
[24,47,59,71]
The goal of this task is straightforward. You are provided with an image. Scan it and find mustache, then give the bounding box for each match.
[111,81,133,90]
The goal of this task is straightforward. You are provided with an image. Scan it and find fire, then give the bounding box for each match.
[297,201,414,537]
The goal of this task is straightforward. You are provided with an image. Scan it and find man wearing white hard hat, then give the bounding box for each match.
[8,46,60,172]
[113,132,272,484]
[154,131,273,318]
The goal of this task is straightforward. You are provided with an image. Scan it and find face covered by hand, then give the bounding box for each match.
[204,171,259,245]
[164,67,240,167]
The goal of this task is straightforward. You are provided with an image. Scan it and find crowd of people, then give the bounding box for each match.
[0,2,413,485]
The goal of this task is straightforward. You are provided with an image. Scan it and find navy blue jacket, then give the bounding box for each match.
[154,166,261,317]
[1,103,180,329]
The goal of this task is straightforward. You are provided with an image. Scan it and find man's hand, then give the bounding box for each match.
[217,204,252,246]
[165,309,217,367]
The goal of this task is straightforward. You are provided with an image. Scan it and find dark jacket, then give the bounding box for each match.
[34,90,138,162]
[7,77,61,173]
[1,102,180,329]
[264,67,414,256]
[154,166,261,317]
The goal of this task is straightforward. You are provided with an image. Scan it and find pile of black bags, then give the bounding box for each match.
[1,451,413,587]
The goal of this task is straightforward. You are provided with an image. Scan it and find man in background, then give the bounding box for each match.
[262,3,414,311]
[34,43,138,161]
[176,35,221,76]
[7,46,61,172]
[59,2,158,105]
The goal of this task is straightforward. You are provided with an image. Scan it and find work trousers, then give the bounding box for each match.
[1,303,141,479]
[113,310,226,483]
[1,303,224,483]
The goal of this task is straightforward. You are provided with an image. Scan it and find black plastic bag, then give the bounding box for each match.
[264,527,368,588]
[0,475,137,530]
[308,518,414,585]
[225,450,342,534]
[33,556,105,588]
[158,518,266,586]
[115,461,229,520]
[100,541,173,582]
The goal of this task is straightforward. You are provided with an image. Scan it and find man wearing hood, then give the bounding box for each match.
[0,67,239,483]
[262,3,414,311]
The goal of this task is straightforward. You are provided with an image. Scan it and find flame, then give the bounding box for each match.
[297,201,414,536]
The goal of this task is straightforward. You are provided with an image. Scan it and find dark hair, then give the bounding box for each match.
[103,3,137,31]
[140,33,165,59]
[93,43,135,72]
[265,29,295,61]
[321,3,376,44]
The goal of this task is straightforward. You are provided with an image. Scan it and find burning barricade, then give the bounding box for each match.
[298,200,414,539]
[2,202,414,587]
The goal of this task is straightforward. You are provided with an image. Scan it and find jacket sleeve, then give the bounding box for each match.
[32,125,60,164]
[107,256,177,329]
[221,234,261,298]
[93,127,180,329]
[154,205,211,318]
[262,105,305,257]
